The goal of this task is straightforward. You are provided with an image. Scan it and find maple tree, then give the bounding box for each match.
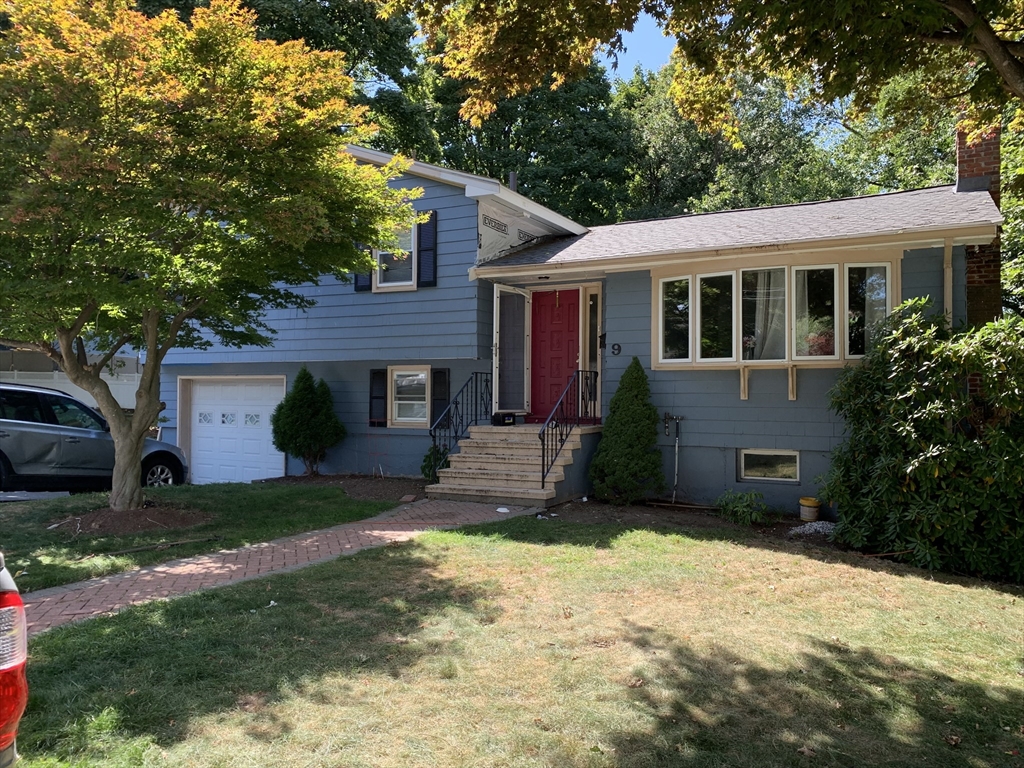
[387,0,1024,135]
[0,0,414,510]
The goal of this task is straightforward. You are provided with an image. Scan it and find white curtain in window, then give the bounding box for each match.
[744,268,786,360]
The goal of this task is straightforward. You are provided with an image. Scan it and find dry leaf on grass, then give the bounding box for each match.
[797,745,816,757]
[627,677,645,688]
[943,734,962,746]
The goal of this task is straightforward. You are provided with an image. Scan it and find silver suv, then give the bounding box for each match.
[0,383,188,492]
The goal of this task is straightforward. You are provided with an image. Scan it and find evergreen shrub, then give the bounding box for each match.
[822,299,1024,583]
[271,367,347,475]
[589,356,664,504]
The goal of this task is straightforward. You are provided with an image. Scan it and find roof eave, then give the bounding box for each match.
[346,145,588,236]
[470,221,1001,280]
[468,186,589,236]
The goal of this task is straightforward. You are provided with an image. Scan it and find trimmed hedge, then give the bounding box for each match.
[822,300,1024,583]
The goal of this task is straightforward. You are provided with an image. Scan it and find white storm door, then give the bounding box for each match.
[492,285,531,413]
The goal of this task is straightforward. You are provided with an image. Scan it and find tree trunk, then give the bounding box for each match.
[50,326,167,512]
[109,429,146,510]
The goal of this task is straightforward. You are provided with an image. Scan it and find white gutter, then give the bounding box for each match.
[469,222,1000,280]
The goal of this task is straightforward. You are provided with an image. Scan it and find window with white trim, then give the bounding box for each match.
[353,211,437,294]
[741,267,787,361]
[697,273,735,361]
[660,276,691,362]
[793,266,838,359]
[375,225,416,290]
[387,365,430,428]
[740,450,799,481]
[845,264,890,357]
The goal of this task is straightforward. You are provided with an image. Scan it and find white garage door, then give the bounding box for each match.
[190,378,285,484]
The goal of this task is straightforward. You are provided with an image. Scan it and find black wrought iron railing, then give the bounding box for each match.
[539,370,599,489]
[428,372,492,483]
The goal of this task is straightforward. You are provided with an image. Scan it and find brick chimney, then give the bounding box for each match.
[956,126,1002,324]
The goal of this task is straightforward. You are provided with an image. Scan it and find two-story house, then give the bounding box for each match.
[159,133,1003,511]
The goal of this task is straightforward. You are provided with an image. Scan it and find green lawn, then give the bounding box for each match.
[0,484,394,591]
[19,517,1024,768]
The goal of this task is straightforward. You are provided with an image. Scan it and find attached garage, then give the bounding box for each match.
[177,377,286,484]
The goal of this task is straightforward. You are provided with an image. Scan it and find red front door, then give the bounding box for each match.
[530,289,580,420]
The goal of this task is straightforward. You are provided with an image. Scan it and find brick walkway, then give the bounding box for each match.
[24,499,536,637]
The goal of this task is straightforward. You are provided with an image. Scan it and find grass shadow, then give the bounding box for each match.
[21,539,500,760]
[569,623,1024,767]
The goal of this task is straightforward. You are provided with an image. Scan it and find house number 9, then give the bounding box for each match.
[611,343,621,356]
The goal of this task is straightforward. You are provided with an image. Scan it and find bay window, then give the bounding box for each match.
[660,277,691,361]
[846,264,889,357]
[793,266,838,358]
[654,259,892,369]
[741,268,787,361]
[697,273,735,361]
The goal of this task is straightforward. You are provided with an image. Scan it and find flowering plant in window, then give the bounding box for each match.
[796,315,836,356]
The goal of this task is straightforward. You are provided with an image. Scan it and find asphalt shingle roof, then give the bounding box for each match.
[477,186,1002,272]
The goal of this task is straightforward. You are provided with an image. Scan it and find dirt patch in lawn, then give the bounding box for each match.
[260,473,428,502]
[48,504,213,537]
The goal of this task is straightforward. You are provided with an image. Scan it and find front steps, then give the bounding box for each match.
[426,424,600,507]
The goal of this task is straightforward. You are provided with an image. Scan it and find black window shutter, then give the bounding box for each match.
[369,369,387,427]
[354,271,372,292]
[430,367,449,429]
[417,211,437,287]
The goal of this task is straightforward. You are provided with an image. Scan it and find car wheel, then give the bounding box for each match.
[142,458,180,487]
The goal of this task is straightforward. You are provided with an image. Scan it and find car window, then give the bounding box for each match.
[42,394,105,431]
[0,390,46,424]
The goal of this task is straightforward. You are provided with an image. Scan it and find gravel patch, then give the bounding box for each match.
[788,521,837,538]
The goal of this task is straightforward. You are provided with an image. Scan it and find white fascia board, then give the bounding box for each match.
[346,145,587,237]
[346,145,503,194]
[467,186,588,236]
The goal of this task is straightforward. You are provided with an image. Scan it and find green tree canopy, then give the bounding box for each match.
[0,0,414,510]
[373,59,634,226]
[610,66,722,220]
[385,0,1023,137]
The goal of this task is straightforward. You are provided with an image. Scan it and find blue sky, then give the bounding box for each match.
[598,13,676,79]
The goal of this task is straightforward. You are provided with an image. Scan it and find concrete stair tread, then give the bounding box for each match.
[458,438,581,453]
[438,467,561,480]
[448,454,572,469]
[425,484,556,505]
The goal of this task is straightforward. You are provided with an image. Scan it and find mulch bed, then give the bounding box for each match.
[259,473,428,501]
[48,503,213,537]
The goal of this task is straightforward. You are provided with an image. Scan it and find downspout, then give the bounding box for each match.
[943,237,954,321]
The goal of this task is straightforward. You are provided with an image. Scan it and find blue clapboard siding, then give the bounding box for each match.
[901,246,967,326]
[161,359,490,477]
[162,175,485,366]
[599,247,969,509]
[602,270,844,509]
